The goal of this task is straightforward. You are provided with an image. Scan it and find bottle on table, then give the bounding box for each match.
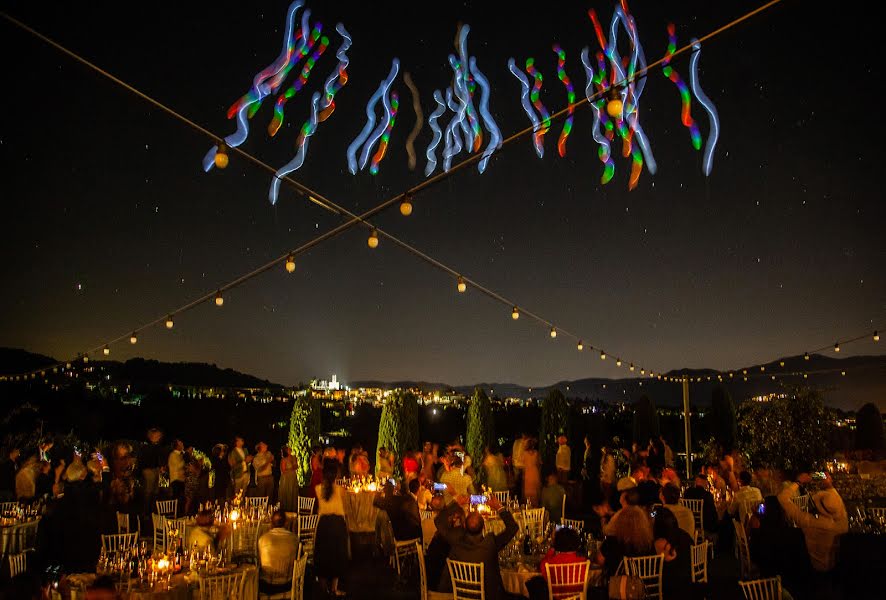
[522,526,532,555]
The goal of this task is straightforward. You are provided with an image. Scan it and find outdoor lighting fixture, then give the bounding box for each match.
[103,346,110,356]
[215,291,224,307]
[760,366,765,372]
[629,363,635,371]
[804,352,810,360]
[166,315,174,329]
[875,331,880,342]
[512,307,519,320]
[606,88,623,118]
[550,327,557,339]
[577,340,583,351]
[841,371,846,376]
[130,332,138,345]
[780,361,785,367]
[368,230,379,249]
[834,342,840,353]
[214,143,229,169]
[285,254,296,273]
[600,350,606,360]
[82,354,89,364]
[400,196,413,216]
[457,276,466,293]
[640,368,646,375]
[616,358,622,367]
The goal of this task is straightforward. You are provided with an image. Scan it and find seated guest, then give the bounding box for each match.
[425,498,462,592]
[653,507,697,599]
[525,526,588,600]
[188,510,230,554]
[636,467,662,508]
[258,510,300,596]
[750,496,812,597]
[435,493,518,600]
[84,575,120,600]
[683,474,718,536]
[777,472,848,572]
[604,488,642,535]
[594,500,653,577]
[660,483,695,540]
[412,475,433,511]
[374,479,422,541]
[541,472,566,524]
[422,494,445,550]
[730,470,763,522]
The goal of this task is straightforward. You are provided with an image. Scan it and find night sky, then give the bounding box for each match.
[1,0,883,390]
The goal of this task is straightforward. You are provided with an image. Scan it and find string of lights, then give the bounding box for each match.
[5,0,859,390]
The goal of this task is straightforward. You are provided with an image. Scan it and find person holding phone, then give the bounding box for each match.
[777,471,848,572]
[373,478,421,542]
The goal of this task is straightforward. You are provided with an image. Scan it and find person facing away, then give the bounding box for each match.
[525,526,588,600]
[660,483,695,540]
[139,428,164,515]
[683,474,719,535]
[730,470,764,522]
[435,492,519,600]
[228,436,250,496]
[555,435,571,484]
[168,439,186,506]
[373,479,422,542]
[257,510,300,595]
[541,472,566,524]
[749,495,812,597]
[653,507,698,599]
[251,441,275,499]
[595,498,654,577]
[777,471,848,572]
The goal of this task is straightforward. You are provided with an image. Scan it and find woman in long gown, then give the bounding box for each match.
[306,447,323,498]
[314,458,349,597]
[278,446,299,512]
[522,438,541,506]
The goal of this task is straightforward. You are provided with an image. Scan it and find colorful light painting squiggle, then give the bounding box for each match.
[525,58,550,157]
[508,58,543,158]
[469,57,502,173]
[403,73,423,170]
[318,23,352,122]
[370,92,399,175]
[552,44,575,158]
[425,90,447,176]
[268,27,327,137]
[663,23,701,150]
[349,58,399,174]
[268,92,321,205]
[689,39,719,176]
[580,47,615,184]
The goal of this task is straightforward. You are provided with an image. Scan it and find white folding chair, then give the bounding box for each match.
[561,518,584,531]
[679,498,704,534]
[521,507,547,537]
[789,494,809,513]
[230,520,261,564]
[258,547,305,600]
[9,552,27,578]
[14,521,39,553]
[545,560,590,600]
[0,501,18,514]
[420,509,435,522]
[101,532,138,554]
[446,559,485,600]
[733,519,757,580]
[164,517,189,551]
[691,540,710,583]
[247,496,269,509]
[297,496,315,515]
[416,542,452,600]
[867,507,886,521]
[491,491,509,504]
[197,570,247,600]
[156,499,178,518]
[624,554,664,600]
[115,511,130,534]
[298,514,320,562]
[392,537,421,576]
[151,513,167,552]
[739,576,782,600]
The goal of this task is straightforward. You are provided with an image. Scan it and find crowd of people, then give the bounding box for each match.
[0,426,863,599]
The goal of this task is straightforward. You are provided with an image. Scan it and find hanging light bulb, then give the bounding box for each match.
[103,345,110,356]
[640,368,646,375]
[605,87,623,119]
[833,342,840,353]
[400,195,413,216]
[616,358,622,367]
[629,363,635,372]
[874,331,880,342]
[166,315,174,329]
[803,373,808,379]
[600,350,606,360]
[82,354,89,364]
[130,332,138,345]
[368,230,379,249]
[779,361,785,367]
[760,366,765,372]
[728,372,734,378]
[804,352,810,361]
[512,307,520,320]
[550,327,557,339]
[285,254,296,273]
[577,340,583,351]
[215,291,224,307]
[457,276,466,293]
[214,142,229,169]
[841,371,846,376]
[771,375,775,381]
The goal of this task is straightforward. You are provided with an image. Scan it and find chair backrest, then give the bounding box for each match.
[14,521,40,553]
[868,507,886,521]
[447,559,485,600]
[522,507,547,536]
[545,560,590,600]
[416,542,429,600]
[156,499,178,518]
[297,496,315,515]
[789,494,809,512]
[733,519,753,579]
[679,498,704,532]
[246,496,269,509]
[9,552,27,578]
[231,521,261,556]
[420,509,435,522]
[197,570,247,600]
[298,514,320,558]
[561,518,584,531]
[334,478,346,487]
[492,491,509,504]
[691,541,710,583]
[164,517,189,550]
[115,512,130,534]
[0,501,18,514]
[152,512,167,552]
[738,576,782,600]
[624,554,664,600]
[101,532,138,554]
[290,553,308,600]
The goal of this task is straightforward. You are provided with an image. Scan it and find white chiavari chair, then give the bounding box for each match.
[392,537,421,576]
[297,514,320,562]
[258,546,305,600]
[446,559,485,600]
[115,511,130,534]
[733,519,758,579]
[561,518,584,531]
[164,517,188,551]
[416,542,454,600]
[0,501,19,514]
[230,520,261,564]
[151,513,167,552]
[866,507,886,521]
[545,560,591,600]
[738,576,782,600]
[420,509,435,522]
[491,491,510,504]
[521,507,547,537]
[691,540,710,583]
[197,569,247,600]
[789,494,810,513]
[101,532,138,554]
[679,498,704,535]
[284,511,300,534]
[297,496,315,515]
[624,554,664,600]
[247,496,269,509]
[9,552,28,578]
[155,499,177,519]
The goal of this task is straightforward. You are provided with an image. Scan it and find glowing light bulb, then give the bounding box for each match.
[368,230,379,249]
[285,254,296,273]
[550,327,557,339]
[760,366,765,372]
[841,371,846,376]
[629,363,635,372]
[165,316,174,329]
[779,361,785,367]
[771,375,775,380]
[833,342,840,353]
[82,354,89,364]
[512,307,519,320]
[606,89,623,118]
[103,346,110,356]
[804,352,810,361]
[577,340,583,351]
[457,277,466,293]
[729,372,734,378]
[874,331,880,342]
[130,332,138,345]
[400,198,413,216]
[803,373,808,379]
[214,144,229,169]
[640,368,646,375]
[215,291,224,307]
[600,350,606,360]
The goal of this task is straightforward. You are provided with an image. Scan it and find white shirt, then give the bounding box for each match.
[556,445,571,472]
[168,450,185,483]
[315,484,346,516]
[258,527,299,585]
[664,503,696,540]
[253,451,273,478]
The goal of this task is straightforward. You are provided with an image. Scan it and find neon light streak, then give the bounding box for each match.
[689,39,720,176]
[318,23,352,123]
[469,57,501,173]
[403,73,423,170]
[268,92,321,205]
[456,25,482,152]
[552,44,575,158]
[370,92,399,175]
[424,90,447,176]
[443,87,464,172]
[508,58,542,158]
[663,23,701,150]
[358,59,399,171]
[525,58,550,155]
[268,29,327,137]
[581,47,614,184]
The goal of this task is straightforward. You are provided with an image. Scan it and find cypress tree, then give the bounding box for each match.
[467,388,495,463]
[539,389,568,470]
[288,392,320,486]
[376,390,420,477]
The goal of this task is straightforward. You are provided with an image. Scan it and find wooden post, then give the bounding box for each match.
[683,378,692,479]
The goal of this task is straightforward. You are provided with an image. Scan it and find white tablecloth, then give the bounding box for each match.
[500,564,603,597]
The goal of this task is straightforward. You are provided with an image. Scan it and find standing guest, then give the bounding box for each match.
[228,437,251,497]
[35,460,54,499]
[422,494,445,550]
[522,438,542,507]
[439,457,473,503]
[600,446,616,504]
[138,428,165,516]
[403,449,420,481]
[730,470,764,522]
[413,474,433,511]
[435,493,519,600]
[555,436,571,484]
[660,483,695,540]
[38,440,54,463]
[307,447,324,498]
[683,474,719,537]
[184,460,204,516]
[257,510,300,596]
[511,433,526,495]
[661,436,675,468]
[209,444,228,501]
[15,456,38,502]
[252,441,275,500]
[0,447,20,501]
[278,447,299,512]
[314,458,349,597]
[482,446,507,492]
[376,447,394,480]
[167,439,186,509]
[374,479,422,542]
[422,442,438,482]
[581,437,600,507]
[541,472,566,524]
[777,472,848,572]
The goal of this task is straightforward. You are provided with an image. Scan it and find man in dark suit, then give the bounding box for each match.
[373,480,422,542]
[683,473,719,536]
[435,492,520,600]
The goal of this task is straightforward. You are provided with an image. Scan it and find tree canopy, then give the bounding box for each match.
[288,392,321,486]
[539,389,568,470]
[466,388,494,462]
[376,390,420,477]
